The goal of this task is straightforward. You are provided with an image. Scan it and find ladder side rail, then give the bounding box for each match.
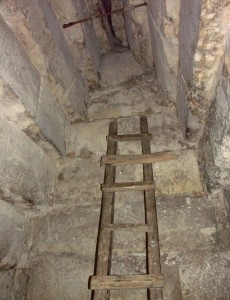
[93,121,118,300]
[140,116,163,300]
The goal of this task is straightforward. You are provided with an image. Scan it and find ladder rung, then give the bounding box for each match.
[101,152,178,166]
[107,133,152,142]
[89,274,164,290]
[101,181,155,192]
[104,223,154,232]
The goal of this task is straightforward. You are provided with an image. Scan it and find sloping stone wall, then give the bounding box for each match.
[200,23,230,227]
[147,0,180,99]
[124,0,153,68]
[177,0,203,136]
[0,0,88,124]
[0,113,57,205]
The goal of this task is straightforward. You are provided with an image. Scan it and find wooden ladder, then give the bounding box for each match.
[89,116,178,300]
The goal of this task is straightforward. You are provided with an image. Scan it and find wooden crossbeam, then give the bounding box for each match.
[103,223,154,232]
[101,180,155,192]
[101,152,178,166]
[90,274,164,290]
[107,133,152,142]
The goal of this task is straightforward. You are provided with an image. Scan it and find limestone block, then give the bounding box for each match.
[0,15,40,117]
[0,270,14,300]
[176,0,203,134]
[165,0,180,33]
[209,63,230,169]
[98,50,146,88]
[1,0,88,119]
[193,0,230,104]
[51,0,100,87]
[0,201,25,269]
[179,251,230,299]
[0,113,57,204]
[36,84,66,155]
[124,0,153,67]
[25,0,80,88]
[148,0,166,25]
[148,12,176,98]
[153,149,203,195]
[71,0,101,68]
[61,79,87,122]
[27,254,93,300]
[178,0,202,82]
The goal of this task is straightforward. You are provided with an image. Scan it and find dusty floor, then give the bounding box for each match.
[27,50,230,299]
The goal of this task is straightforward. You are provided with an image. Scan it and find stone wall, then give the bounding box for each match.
[0,202,28,300]
[147,0,180,99]
[0,111,58,297]
[0,113,57,205]
[124,0,153,68]
[51,0,101,88]
[177,0,203,136]
[200,22,230,227]
[0,0,88,124]
[0,14,67,155]
[176,0,230,135]
[192,0,230,113]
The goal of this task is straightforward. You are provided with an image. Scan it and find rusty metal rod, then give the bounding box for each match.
[63,2,147,29]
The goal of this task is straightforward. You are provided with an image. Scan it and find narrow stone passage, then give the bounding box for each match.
[26,51,230,300]
[1,1,230,299]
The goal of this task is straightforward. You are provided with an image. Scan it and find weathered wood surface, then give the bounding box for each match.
[101,180,155,192]
[92,117,164,299]
[101,152,178,166]
[93,121,117,300]
[107,133,152,142]
[140,116,163,300]
[103,223,154,232]
[90,274,164,290]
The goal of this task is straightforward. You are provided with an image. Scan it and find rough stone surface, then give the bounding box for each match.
[0,14,40,117]
[192,0,230,111]
[177,0,203,135]
[124,0,153,68]
[50,0,101,88]
[148,0,179,100]
[0,0,88,121]
[88,72,161,121]
[0,5,230,299]
[98,50,146,88]
[36,83,66,155]
[0,77,62,160]
[0,113,57,204]
[209,63,230,171]
[8,49,227,299]
[0,201,25,269]
[177,0,230,134]
[201,28,230,227]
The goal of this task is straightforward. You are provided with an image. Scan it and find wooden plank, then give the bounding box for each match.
[140,116,163,300]
[101,180,155,192]
[107,133,152,142]
[101,152,178,166]
[90,274,164,290]
[104,223,154,232]
[93,120,118,300]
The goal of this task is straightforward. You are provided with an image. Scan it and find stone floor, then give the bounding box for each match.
[26,50,230,300]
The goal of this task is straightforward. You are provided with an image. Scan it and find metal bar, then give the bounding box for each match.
[63,2,147,28]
